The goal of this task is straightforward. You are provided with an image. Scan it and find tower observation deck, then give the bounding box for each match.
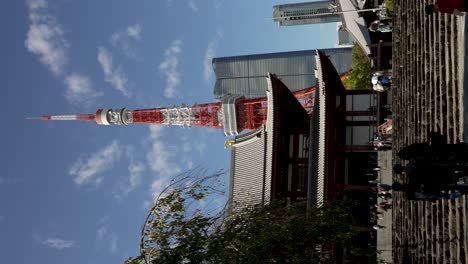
[30,85,316,136]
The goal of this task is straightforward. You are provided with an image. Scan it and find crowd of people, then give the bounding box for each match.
[368,175,392,230]
[369,134,392,151]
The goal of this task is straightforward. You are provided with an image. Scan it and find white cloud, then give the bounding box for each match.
[126,24,142,40]
[28,0,47,10]
[64,73,102,105]
[147,126,182,178]
[25,0,68,76]
[147,126,182,196]
[110,24,142,60]
[203,31,222,82]
[203,41,216,82]
[213,0,224,10]
[96,226,107,240]
[194,141,207,153]
[150,178,166,198]
[159,39,182,98]
[96,224,118,254]
[41,237,77,250]
[128,161,144,187]
[115,161,145,199]
[97,47,130,97]
[69,141,122,187]
[26,0,101,105]
[189,0,199,12]
[109,234,118,253]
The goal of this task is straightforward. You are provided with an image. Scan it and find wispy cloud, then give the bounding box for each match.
[27,0,47,10]
[69,141,122,187]
[188,0,199,12]
[110,24,142,60]
[203,32,222,82]
[109,234,118,253]
[159,39,182,98]
[126,24,142,39]
[96,226,107,240]
[115,160,144,199]
[25,0,101,106]
[25,0,68,76]
[35,236,77,250]
[147,126,182,195]
[203,41,216,82]
[147,126,182,178]
[213,0,224,10]
[182,141,206,154]
[96,223,118,254]
[64,73,102,105]
[97,47,130,97]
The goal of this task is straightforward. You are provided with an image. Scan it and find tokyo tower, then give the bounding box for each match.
[29,86,315,136]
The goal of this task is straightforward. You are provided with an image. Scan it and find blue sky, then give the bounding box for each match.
[1,0,337,263]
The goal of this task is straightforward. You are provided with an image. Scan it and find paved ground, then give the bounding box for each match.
[392,0,468,263]
[377,150,393,263]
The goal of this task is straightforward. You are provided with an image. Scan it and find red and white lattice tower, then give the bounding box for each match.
[29,86,315,136]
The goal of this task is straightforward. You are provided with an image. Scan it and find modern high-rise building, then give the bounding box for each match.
[212,48,352,99]
[272,1,341,26]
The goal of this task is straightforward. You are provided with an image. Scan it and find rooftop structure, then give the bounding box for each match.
[335,0,371,54]
[212,48,352,99]
[228,73,310,213]
[272,1,341,26]
[337,23,354,46]
[228,50,379,214]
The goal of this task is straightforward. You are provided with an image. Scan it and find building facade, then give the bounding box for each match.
[273,1,341,26]
[212,48,352,99]
[227,52,379,213]
[337,24,354,46]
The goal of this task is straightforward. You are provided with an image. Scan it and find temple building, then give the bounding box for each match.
[227,51,379,218]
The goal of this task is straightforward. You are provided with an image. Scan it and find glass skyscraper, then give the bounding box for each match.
[273,1,341,26]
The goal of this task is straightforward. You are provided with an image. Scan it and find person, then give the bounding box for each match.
[378,192,393,200]
[368,19,393,33]
[425,1,466,15]
[373,224,386,230]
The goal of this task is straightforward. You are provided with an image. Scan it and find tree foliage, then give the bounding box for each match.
[343,43,372,90]
[125,168,226,264]
[385,0,393,18]
[124,169,379,264]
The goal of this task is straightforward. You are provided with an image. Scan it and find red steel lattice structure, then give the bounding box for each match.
[30,86,316,134]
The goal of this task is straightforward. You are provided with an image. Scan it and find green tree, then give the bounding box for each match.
[385,0,393,18]
[343,43,372,90]
[125,169,379,264]
[124,168,226,264]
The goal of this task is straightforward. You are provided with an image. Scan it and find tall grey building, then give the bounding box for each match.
[212,48,352,99]
[273,1,340,26]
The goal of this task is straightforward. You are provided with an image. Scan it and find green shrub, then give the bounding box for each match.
[343,43,372,90]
